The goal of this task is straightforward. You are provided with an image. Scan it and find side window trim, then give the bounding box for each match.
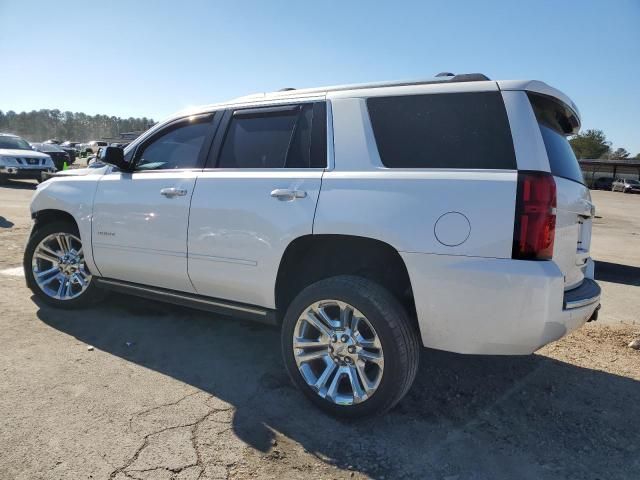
[131,113,216,172]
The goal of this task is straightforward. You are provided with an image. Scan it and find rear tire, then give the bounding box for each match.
[281,275,420,418]
[24,221,104,309]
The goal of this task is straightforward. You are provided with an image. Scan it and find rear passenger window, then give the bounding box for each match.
[367,92,516,169]
[216,103,325,169]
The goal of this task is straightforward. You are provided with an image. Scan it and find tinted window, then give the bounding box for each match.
[217,104,317,169]
[538,124,584,184]
[367,92,516,169]
[136,120,210,170]
[529,93,584,184]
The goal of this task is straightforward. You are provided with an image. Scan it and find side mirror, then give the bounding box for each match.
[98,146,131,171]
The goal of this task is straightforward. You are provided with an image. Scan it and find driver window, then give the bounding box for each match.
[135,120,210,171]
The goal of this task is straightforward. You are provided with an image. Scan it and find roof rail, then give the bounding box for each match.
[449,73,490,82]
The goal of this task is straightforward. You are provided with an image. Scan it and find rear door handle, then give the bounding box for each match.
[270,189,307,201]
[160,187,188,198]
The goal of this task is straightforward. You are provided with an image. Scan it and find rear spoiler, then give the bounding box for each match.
[498,80,581,134]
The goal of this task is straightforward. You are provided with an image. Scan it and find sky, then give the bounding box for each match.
[1,0,639,154]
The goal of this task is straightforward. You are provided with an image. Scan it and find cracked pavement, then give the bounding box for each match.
[1,183,639,479]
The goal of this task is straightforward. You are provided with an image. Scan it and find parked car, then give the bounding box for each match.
[57,145,77,164]
[30,142,71,170]
[0,133,56,183]
[23,73,601,417]
[83,140,109,155]
[44,139,62,145]
[592,177,614,190]
[611,178,640,193]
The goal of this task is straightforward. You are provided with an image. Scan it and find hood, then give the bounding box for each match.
[52,165,110,177]
[0,148,50,158]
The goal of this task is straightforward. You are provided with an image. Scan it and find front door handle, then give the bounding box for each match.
[270,189,307,201]
[160,187,188,198]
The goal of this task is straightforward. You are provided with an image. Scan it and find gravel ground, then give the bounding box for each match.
[0,182,638,480]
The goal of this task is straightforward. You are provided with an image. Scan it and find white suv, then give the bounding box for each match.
[24,73,601,417]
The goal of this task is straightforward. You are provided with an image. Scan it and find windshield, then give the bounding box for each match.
[627,179,639,185]
[0,135,32,150]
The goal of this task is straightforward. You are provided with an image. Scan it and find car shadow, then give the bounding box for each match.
[595,260,640,287]
[0,216,14,228]
[35,295,640,479]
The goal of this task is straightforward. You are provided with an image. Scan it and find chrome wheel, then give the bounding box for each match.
[293,300,384,405]
[31,232,91,300]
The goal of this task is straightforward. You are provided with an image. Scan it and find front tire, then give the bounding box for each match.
[24,221,104,309]
[281,275,420,418]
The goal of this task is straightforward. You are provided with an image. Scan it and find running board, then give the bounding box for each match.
[95,278,277,326]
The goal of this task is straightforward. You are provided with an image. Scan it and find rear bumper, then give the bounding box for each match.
[401,252,600,355]
[564,278,600,310]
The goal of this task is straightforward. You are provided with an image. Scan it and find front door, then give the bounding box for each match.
[92,114,215,292]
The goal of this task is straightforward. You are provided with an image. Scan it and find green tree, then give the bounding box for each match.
[0,109,153,142]
[569,129,610,159]
[609,147,630,160]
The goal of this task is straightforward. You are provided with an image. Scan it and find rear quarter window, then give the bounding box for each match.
[366,91,516,169]
[528,93,584,185]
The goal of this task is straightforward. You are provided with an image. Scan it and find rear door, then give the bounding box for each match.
[187,101,327,308]
[528,93,593,290]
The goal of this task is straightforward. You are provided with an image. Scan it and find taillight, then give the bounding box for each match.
[512,171,556,260]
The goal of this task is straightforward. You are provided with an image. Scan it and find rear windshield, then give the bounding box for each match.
[528,93,584,184]
[366,92,516,169]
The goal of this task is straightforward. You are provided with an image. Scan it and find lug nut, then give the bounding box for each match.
[341,335,348,343]
[333,357,340,364]
[345,357,352,364]
[331,335,338,343]
[347,346,356,354]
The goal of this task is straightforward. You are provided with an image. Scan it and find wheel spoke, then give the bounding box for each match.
[56,234,70,254]
[39,244,61,259]
[355,360,377,395]
[355,333,380,349]
[340,304,353,329]
[350,313,360,333]
[304,311,332,338]
[316,306,338,329]
[346,365,366,403]
[43,272,63,286]
[296,349,329,363]
[56,277,67,298]
[359,349,383,366]
[294,337,330,349]
[36,266,59,279]
[314,361,337,393]
[73,272,86,287]
[35,250,59,264]
[326,367,344,402]
[64,278,73,298]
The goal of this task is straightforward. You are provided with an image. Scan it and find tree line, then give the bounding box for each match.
[0,109,154,143]
[569,129,638,161]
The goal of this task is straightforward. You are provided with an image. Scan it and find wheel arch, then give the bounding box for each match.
[275,234,418,333]
[31,209,79,234]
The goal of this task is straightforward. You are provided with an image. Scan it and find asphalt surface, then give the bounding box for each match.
[0,181,638,480]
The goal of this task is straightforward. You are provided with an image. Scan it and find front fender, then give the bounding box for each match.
[31,177,101,275]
